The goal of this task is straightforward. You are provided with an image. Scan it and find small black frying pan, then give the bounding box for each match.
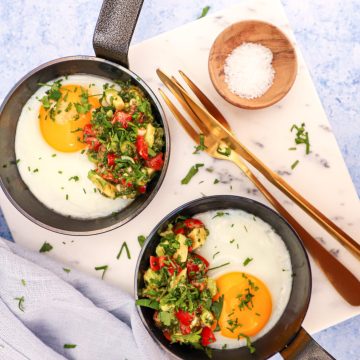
[0,0,170,236]
[135,196,335,359]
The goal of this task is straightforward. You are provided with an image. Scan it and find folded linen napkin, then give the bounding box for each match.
[0,237,169,360]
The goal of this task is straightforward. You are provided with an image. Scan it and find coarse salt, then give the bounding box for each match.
[224,42,275,99]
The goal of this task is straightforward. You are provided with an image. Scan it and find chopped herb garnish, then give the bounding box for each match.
[291,160,300,170]
[33,168,39,173]
[230,239,235,244]
[39,241,53,253]
[21,279,26,286]
[288,147,297,151]
[95,265,108,279]
[213,179,220,184]
[244,225,248,232]
[136,298,160,310]
[291,122,311,154]
[198,5,210,18]
[51,154,57,157]
[213,251,220,259]
[82,188,86,194]
[64,344,77,349]
[63,268,71,273]
[212,211,229,219]
[217,144,231,157]
[181,163,204,184]
[238,333,256,354]
[116,241,131,260]
[193,134,207,154]
[68,176,80,182]
[66,194,69,200]
[138,235,146,247]
[243,257,253,266]
[208,262,230,271]
[14,296,25,312]
[58,170,63,174]
[211,295,224,320]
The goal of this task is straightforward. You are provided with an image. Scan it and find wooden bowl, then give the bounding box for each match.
[208,20,297,109]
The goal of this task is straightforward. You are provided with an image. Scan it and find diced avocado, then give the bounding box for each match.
[200,310,214,327]
[145,167,156,177]
[105,88,124,110]
[88,170,116,199]
[170,268,187,289]
[120,141,136,155]
[188,227,207,250]
[207,278,217,297]
[145,123,156,148]
[173,234,188,263]
[144,268,162,287]
[106,109,113,118]
[155,241,168,256]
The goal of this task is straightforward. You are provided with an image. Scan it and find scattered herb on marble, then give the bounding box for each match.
[291,160,299,170]
[214,178,220,184]
[243,257,253,266]
[213,251,220,259]
[14,296,25,312]
[217,144,231,157]
[181,163,204,184]
[198,5,210,18]
[193,134,207,154]
[39,241,53,253]
[64,344,77,349]
[116,241,131,260]
[95,265,108,279]
[21,279,26,286]
[290,122,311,154]
[138,235,146,247]
[63,268,71,273]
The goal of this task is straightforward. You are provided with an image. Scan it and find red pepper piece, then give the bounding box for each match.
[201,327,216,347]
[145,152,164,171]
[136,135,149,160]
[184,218,204,229]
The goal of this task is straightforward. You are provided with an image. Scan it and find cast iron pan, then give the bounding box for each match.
[135,196,335,359]
[0,0,170,235]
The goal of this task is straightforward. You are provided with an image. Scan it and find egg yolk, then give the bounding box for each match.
[213,272,272,339]
[39,84,100,152]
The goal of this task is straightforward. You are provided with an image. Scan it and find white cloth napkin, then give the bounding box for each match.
[0,237,169,360]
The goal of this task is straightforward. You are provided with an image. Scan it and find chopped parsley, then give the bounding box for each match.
[213,178,220,184]
[193,134,207,154]
[135,298,160,310]
[64,344,77,349]
[181,163,204,184]
[238,333,256,354]
[198,5,210,18]
[243,257,253,266]
[33,168,39,173]
[39,241,53,253]
[14,296,25,312]
[95,265,108,279]
[291,122,311,154]
[116,241,131,260]
[21,279,26,286]
[217,144,231,157]
[211,295,224,321]
[212,211,229,219]
[51,154,57,157]
[68,175,80,182]
[291,160,300,170]
[63,268,71,273]
[138,235,146,247]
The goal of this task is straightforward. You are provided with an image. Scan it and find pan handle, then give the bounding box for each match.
[93,0,144,68]
[280,327,335,359]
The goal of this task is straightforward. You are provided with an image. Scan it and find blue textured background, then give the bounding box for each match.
[0,0,359,359]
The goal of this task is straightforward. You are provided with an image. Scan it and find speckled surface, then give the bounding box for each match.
[0,0,359,359]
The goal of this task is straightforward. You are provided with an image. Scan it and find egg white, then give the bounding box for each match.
[15,74,132,219]
[195,209,293,350]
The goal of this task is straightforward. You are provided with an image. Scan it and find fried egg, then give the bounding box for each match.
[15,74,132,219]
[195,209,292,350]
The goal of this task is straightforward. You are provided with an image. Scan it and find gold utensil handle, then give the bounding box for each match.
[235,159,360,305]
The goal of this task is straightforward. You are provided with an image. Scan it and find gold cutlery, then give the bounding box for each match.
[158,70,360,305]
[157,69,360,263]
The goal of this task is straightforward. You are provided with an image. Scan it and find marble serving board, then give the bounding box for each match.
[1,0,359,336]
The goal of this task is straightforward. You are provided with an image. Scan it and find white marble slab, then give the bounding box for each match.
[1,0,359,337]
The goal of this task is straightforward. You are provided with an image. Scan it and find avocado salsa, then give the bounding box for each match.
[136,217,223,356]
[83,81,165,199]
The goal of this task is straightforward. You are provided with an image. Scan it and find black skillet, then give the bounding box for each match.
[135,196,335,360]
[0,0,170,236]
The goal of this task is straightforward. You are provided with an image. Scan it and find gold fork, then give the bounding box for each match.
[157,69,360,262]
[158,72,360,306]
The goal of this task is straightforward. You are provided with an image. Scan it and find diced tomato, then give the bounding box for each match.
[145,152,164,171]
[188,246,193,253]
[120,178,133,188]
[136,135,148,160]
[180,323,192,335]
[138,185,147,194]
[191,279,206,292]
[83,123,95,136]
[192,253,210,268]
[100,172,115,182]
[184,218,204,229]
[174,227,185,235]
[163,330,172,341]
[150,256,161,271]
[201,327,216,347]
[85,136,100,151]
[107,153,116,167]
[186,260,200,276]
[175,309,194,326]
[112,111,132,128]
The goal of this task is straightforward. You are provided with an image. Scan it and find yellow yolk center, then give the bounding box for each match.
[213,272,272,339]
[39,84,100,152]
